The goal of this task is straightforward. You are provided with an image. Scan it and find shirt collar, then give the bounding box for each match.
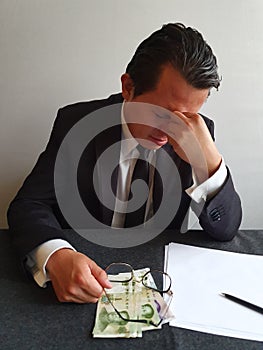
[120,101,139,158]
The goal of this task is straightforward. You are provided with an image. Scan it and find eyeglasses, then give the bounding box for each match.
[103,262,173,327]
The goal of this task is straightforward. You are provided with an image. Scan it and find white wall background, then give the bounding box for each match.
[0,0,262,228]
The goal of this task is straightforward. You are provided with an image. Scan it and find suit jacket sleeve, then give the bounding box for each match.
[7,93,123,264]
[191,117,242,241]
[7,108,69,262]
[193,169,242,241]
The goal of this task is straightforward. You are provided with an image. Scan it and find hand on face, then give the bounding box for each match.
[121,65,222,180]
[46,249,112,303]
[166,111,222,181]
[123,101,171,149]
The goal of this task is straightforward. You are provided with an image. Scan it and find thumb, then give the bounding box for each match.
[90,261,112,289]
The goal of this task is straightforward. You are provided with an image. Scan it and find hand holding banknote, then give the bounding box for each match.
[93,266,174,338]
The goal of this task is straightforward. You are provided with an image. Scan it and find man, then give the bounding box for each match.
[141,303,155,320]
[8,23,242,304]
[98,307,129,332]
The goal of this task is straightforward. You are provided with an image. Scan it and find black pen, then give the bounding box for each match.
[220,293,263,315]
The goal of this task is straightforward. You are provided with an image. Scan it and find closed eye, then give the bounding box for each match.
[154,113,171,120]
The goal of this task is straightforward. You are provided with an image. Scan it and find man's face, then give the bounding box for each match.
[122,64,209,150]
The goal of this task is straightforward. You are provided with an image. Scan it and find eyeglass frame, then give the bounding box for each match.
[103,262,173,327]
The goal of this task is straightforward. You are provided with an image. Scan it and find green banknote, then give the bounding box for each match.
[92,267,173,338]
[93,291,140,338]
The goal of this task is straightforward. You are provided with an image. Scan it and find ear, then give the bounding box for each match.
[121,74,135,101]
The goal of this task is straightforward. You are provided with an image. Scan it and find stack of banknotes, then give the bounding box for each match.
[93,267,174,338]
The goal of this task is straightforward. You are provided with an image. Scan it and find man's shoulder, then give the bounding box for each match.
[52,93,123,135]
[59,93,123,118]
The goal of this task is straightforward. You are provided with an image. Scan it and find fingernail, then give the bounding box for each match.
[106,279,112,288]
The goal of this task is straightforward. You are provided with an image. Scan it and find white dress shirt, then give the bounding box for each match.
[111,107,156,228]
[26,102,227,287]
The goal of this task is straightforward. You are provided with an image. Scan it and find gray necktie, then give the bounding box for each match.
[124,145,149,227]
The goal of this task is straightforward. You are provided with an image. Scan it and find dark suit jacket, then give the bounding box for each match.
[8,93,242,263]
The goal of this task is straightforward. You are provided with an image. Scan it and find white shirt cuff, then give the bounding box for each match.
[185,158,227,203]
[26,239,76,288]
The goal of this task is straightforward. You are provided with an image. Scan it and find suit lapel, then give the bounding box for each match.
[94,105,122,226]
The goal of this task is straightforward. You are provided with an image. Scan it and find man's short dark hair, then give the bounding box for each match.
[125,23,220,96]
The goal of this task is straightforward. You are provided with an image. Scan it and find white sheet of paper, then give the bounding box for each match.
[165,243,263,341]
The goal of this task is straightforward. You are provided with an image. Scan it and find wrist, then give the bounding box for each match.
[193,155,222,183]
[46,248,75,272]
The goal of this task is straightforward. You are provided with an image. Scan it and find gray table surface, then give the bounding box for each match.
[1,229,263,350]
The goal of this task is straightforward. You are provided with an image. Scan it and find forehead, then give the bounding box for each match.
[132,64,209,113]
[155,65,209,111]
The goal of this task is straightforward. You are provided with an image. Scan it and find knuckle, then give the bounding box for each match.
[65,284,77,296]
[57,294,65,302]
[73,272,86,286]
[62,294,72,302]
[98,269,107,279]
[195,114,203,125]
[57,292,71,302]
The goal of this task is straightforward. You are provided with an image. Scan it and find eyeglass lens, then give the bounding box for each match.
[142,270,170,292]
[105,263,133,283]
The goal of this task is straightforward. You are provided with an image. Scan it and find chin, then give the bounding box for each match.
[149,143,163,150]
[139,139,164,150]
